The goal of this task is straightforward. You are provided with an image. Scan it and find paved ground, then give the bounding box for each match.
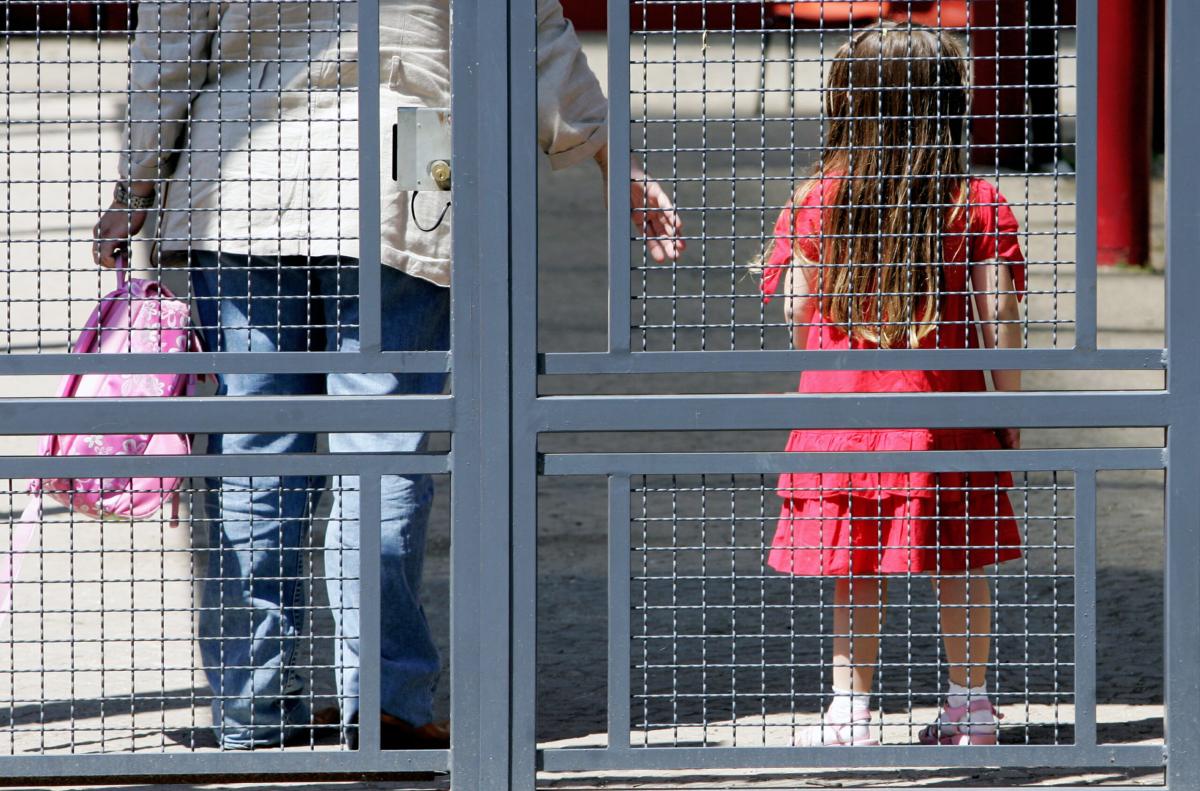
[0,30,1170,790]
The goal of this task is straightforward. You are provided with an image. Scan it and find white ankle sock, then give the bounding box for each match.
[946,681,988,709]
[827,687,872,722]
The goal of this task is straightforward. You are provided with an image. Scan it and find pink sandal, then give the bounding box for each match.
[918,698,1002,745]
[798,711,879,746]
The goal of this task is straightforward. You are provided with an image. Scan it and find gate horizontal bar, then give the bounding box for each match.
[0,452,450,479]
[542,349,1168,375]
[532,392,1171,432]
[0,396,454,435]
[539,744,1164,772]
[0,750,448,781]
[0,352,451,376]
[540,787,1147,791]
[542,448,1166,476]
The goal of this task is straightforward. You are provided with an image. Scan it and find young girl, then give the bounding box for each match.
[759,22,1025,747]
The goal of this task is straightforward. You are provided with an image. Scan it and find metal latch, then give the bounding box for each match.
[393,107,452,191]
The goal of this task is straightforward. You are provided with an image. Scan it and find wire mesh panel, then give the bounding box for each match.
[624,1,1076,354]
[0,461,453,759]
[0,472,355,753]
[628,470,1075,748]
[535,448,1168,782]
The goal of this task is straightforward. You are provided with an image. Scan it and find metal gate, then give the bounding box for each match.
[514,0,1191,788]
[0,0,1196,789]
[0,0,467,782]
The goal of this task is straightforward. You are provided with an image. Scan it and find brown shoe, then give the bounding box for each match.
[339,711,450,751]
[381,713,450,750]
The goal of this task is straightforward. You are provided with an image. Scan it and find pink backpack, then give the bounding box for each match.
[1,260,202,616]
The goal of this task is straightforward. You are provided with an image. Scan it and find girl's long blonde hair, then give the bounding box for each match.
[800,21,970,348]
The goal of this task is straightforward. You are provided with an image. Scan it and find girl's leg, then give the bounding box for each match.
[800,575,886,745]
[919,574,999,745]
[934,575,992,688]
[832,575,887,694]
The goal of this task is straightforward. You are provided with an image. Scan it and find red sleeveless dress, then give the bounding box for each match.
[760,178,1026,576]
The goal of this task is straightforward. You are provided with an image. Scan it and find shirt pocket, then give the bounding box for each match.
[387,53,449,107]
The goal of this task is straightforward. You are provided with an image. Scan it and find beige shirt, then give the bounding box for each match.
[120,0,608,287]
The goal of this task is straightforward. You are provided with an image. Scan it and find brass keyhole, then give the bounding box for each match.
[429,160,452,191]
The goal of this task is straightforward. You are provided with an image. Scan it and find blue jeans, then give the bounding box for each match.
[191,252,449,748]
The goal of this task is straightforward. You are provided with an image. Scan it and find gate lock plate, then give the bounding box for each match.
[393,107,452,191]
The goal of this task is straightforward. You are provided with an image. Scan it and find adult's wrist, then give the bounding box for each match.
[114,181,156,210]
[593,147,610,187]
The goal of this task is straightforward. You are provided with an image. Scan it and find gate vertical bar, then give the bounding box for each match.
[607,475,632,750]
[358,475,383,753]
[608,0,633,355]
[509,0,540,786]
[1164,0,1200,784]
[357,0,382,352]
[1072,468,1098,748]
[451,0,515,787]
[1074,1,1098,350]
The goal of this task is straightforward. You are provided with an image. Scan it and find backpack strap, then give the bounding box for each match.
[115,252,128,290]
[186,324,214,387]
[0,495,42,623]
[169,491,181,530]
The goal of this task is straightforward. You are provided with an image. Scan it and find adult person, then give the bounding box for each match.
[93,0,682,750]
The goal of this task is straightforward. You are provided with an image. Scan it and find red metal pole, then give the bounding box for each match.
[970,1,1023,169]
[1097,0,1153,267]
[969,1,1059,170]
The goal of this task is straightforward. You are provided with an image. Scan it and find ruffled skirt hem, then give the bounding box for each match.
[767,491,1022,576]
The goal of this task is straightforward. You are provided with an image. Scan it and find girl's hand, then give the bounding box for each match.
[92,199,148,268]
[996,428,1020,450]
[596,145,686,263]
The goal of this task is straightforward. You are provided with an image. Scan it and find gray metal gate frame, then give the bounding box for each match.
[0,0,464,782]
[0,0,1197,788]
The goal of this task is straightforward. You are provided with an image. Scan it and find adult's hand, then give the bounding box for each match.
[92,186,152,267]
[631,161,684,263]
[596,145,685,263]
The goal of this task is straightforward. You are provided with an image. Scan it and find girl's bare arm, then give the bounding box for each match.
[783,264,818,350]
[970,259,1022,390]
[971,259,1022,448]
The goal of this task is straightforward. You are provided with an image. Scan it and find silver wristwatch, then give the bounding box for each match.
[114,182,155,210]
